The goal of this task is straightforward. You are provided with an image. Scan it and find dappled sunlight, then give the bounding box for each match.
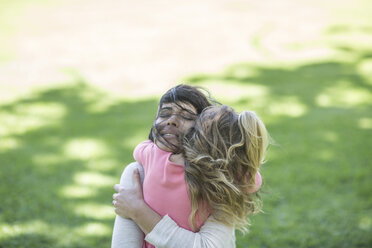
[84,158,122,172]
[0,136,21,151]
[325,28,372,52]
[358,118,372,130]
[317,150,335,161]
[267,96,308,117]
[87,98,121,114]
[1,0,371,247]
[359,216,372,231]
[64,138,109,160]
[122,131,151,150]
[0,102,66,136]
[323,131,339,142]
[74,222,111,237]
[74,203,114,220]
[357,59,372,85]
[223,63,260,79]
[32,153,65,167]
[59,185,96,199]
[0,220,49,239]
[74,171,117,187]
[316,81,372,107]
[15,102,67,118]
[201,81,269,103]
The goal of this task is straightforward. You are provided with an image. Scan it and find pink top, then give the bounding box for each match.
[134,140,208,248]
[134,140,262,248]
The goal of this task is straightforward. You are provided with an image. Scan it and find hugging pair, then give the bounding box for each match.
[112,84,269,248]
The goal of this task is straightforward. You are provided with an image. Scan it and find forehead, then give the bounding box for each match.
[161,102,197,114]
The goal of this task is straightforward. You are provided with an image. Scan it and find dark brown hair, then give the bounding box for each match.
[149,84,213,152]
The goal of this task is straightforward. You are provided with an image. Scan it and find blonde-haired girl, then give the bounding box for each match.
[184,105,269,233]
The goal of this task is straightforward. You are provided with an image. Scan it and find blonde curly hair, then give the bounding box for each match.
[183,105,269,233]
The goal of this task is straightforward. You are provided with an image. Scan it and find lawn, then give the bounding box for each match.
[1,0,372,247]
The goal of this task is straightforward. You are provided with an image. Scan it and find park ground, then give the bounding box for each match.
[0,0,372,247]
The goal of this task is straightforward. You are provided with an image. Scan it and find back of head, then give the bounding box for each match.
[184,105,269,232]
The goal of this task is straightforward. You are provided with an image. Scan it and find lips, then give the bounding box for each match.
[160,126,178,136]
[159,127,180,143]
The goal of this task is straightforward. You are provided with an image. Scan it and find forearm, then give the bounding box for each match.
[132,201,162,235]
[111,215,144,248]
[112,162,145,247]
[145,215,236,248]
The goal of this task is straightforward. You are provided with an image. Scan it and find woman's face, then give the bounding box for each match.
[154,102,197,152]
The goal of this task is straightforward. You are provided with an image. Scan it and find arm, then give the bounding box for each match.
[145,215,236,248]
[111,162,145,248]
[114,169,236,248]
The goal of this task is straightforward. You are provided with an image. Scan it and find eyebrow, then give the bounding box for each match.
[160,106,197,115]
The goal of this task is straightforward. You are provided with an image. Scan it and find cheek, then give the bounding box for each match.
[155,118,166,127]
[181,121,195,133]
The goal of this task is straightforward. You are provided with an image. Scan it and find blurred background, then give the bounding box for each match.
[0,0,371,247]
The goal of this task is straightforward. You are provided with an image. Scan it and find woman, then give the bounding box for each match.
[112,85,267,247]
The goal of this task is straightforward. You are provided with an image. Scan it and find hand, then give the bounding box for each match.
[113,169,144,219]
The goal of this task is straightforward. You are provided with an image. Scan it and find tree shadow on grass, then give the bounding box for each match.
[0,82,158,247]
[185,49,372,248]
[1,46,372,247]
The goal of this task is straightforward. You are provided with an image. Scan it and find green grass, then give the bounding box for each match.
[0,82,159,247]
[185,56,372,247]
[1,0,372,247]
[1,60,371,247]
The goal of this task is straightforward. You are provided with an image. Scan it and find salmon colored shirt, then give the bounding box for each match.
[133,140,262,248]
[133,140,208,248]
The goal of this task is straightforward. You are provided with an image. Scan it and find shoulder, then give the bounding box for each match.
[133,140,155,161]
[134,140,154,152]
[120,162,145,186]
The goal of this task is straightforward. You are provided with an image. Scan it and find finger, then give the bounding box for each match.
[114,184,121,192]
[113,193,118,200]
[112,200,117,206]
[132,168,142,188]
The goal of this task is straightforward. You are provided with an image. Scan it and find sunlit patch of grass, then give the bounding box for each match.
[31,153,65,167]
[316,81,372,107]
[73,171,117,187]
[267,96,308,117]
[0,220,49,239]
[64,138,109,160]
[74,222,111,237]
[317,149,335,160]
[323,131,339,142]
[0,102,66,136]
[0,136,21,151]
[205,81,269,102]
[122,131,151,149]
[59,185,96,199]
[84,158,122,172]
[74,203,114,220]
[357,58,372,85]
[359,216,372,231]
[358,117,372,129]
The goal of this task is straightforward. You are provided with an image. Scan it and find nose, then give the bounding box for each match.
[167,114,179,127]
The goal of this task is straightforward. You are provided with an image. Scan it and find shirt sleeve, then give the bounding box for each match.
[145,215,236,248]
[133,140,153,167]
[111,162,145,248]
